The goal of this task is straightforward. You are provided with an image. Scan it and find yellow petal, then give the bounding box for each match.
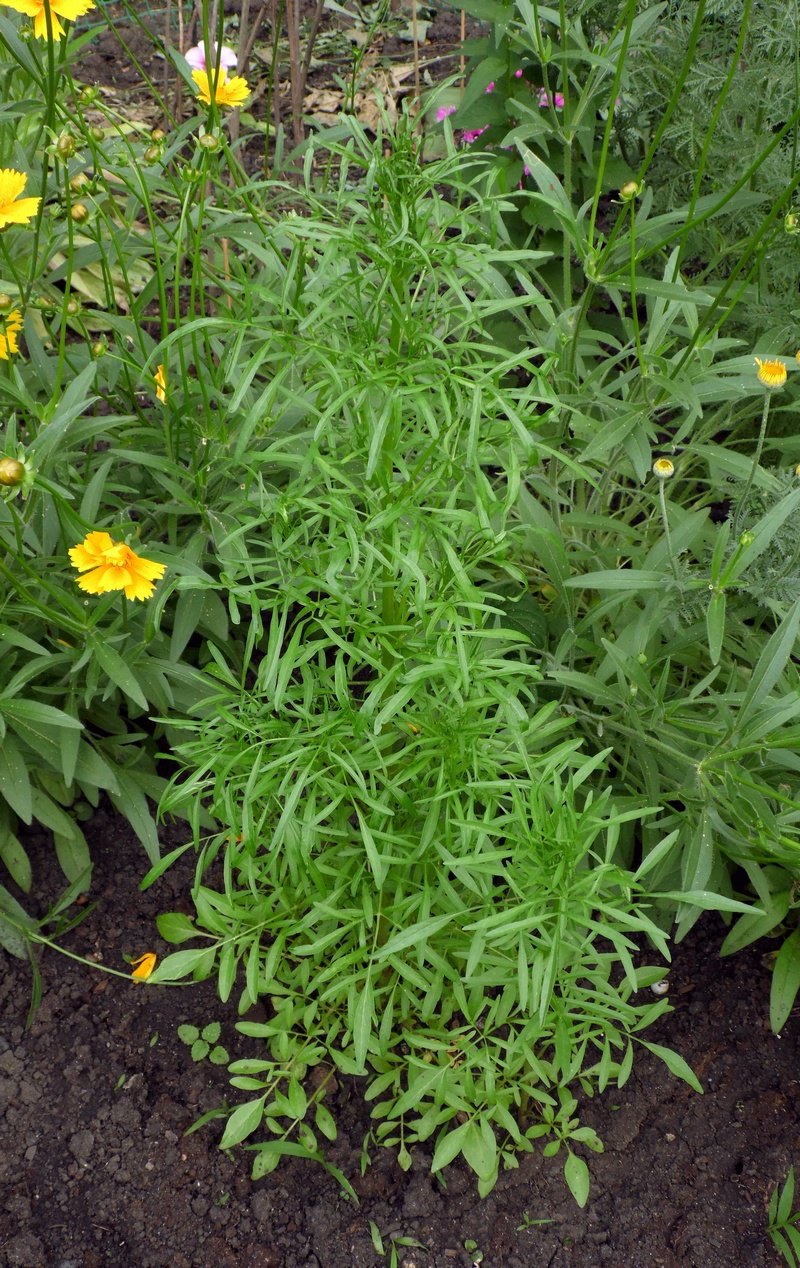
[3,0,42,14]
[0,169,29,205]
[192,69,212,105]
[33,6,66,37]
[131,951,157,981]
[53,0,95,19]
[69,531,115,570]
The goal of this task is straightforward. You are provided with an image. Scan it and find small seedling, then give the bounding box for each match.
[177,1022,229,1065]
[768,1168,800,1266]
[516,1211,553,1232]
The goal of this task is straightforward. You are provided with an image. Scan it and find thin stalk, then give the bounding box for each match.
[732,391,772,539]
[657,479,678,581]
[628,201,645,376]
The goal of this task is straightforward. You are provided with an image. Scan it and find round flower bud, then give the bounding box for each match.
[652,457,674,479]
[739,530,754,547]
[90,126,105,142]
[56,133,77,159]
[91,338,107,358]
[198,133,221,152]
[143,145,162,164]
[620,180,641,200]
[636,652,647,665]
[66,297,82,317]
[151,128,166,142]
[0,293,14,313]
[70,172,91,194]
[182,166,203,183]
[0,458,25,487]
[80,85,100,104]
[70,203,90,224]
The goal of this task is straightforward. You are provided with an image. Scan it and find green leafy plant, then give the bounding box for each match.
[769,1168,800,1266]
[178,1021,230,1065]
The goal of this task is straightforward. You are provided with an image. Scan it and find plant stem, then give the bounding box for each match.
[733,392,771,538]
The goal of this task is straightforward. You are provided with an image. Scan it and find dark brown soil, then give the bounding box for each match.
[0,804,795,1268]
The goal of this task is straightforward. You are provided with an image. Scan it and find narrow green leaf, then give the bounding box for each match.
[639,1041,703,1093]
[770,928,800,1034]
[91,639,149,710]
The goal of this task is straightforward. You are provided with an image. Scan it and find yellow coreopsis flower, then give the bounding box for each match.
[192,67,250,109]
[69,530,167,601]
[754,356,787,389]
[0,309,22,360]
[154,364,166,402]
[0,170,41,229]
[130,952,157,981]
[4,0,95,39]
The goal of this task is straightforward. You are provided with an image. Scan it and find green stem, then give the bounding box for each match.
[732,391,771,538]
[658,478,678,581]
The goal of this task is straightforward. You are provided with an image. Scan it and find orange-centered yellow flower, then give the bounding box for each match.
[154,364,166,402]
[4,0,95,39]
[69,531,167,601]
[192,67,250,109]
[0,309,22,360]
[754,356,787,389]
[0,170,41,229]
[130,952,157,981]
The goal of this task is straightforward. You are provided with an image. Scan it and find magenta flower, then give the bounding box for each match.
[460,127,489,144]
[184,42,238,72]
[485,82,494,93]
[515,68,523,78]
[436,104,457,122]
[537,88,565,109]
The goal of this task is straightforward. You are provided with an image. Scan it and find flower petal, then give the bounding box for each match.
[131,952,157,981]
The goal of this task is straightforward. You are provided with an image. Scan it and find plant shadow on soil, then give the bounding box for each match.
[0,804,795,1268]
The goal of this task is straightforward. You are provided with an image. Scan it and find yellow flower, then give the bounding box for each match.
[154,364,166,402]
[652,457,675,479]
[69,530,167,601]
[0,309,22,360]
[192,67,250,109]
[0,170,41,229]
[4,0,95,39]
[130,952,157,981]
[754,356,787,389]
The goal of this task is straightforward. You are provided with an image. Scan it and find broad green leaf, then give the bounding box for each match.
[564,1152,590,1208]
[219,1096,266,1150]
[0,734,32,823]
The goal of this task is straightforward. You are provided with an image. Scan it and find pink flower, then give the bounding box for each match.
[460,127,488,144]
[184,42,238,73]
[436,104,457,122]
[485,82,494,93]
[537,88,565,109]
[515,69,523,78]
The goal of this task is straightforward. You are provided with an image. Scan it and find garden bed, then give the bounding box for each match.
[0,805,794,1268]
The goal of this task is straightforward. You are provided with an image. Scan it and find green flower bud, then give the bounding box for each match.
[0,458,25,487]
[56,133,77,159]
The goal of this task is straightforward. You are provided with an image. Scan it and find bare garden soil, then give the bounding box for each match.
[0,804,797,1268]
